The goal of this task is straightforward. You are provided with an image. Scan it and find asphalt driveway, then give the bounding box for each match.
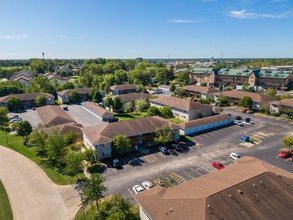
[0,146,80,220]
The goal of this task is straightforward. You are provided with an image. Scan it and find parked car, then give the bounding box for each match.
[171,143,182,151]
[158,146,169,154]
[63,106,68,111]
[234,116,242,120]
[111,159,121,168]
[234,120,244,126]
[132,185,144,194]
[230,152,241,160]
[9,115,19,120]
[9,117,22,123]
[278,150,292,158]
[212,161,225,170]
[142,181,153,190]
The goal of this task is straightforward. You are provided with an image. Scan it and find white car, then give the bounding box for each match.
[142,181,153,190]
[132,185,144,194]
[230,153,241,160]
[234,120,243,126]
[9,117,22,123]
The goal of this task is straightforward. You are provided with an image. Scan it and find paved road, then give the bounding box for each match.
[0,146,80,220]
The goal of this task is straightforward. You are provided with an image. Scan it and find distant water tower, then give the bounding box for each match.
[42,52,45,59]
[210,56,214,63]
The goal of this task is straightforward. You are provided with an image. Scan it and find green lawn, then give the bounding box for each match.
[0,130,78,185]
[0,181,13,220]
[114,111,148,121]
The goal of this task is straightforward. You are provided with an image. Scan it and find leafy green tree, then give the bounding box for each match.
[214,107,223,114]
[113,97,123,111]
[159,106,174,119]
[154,67,170,84]
[83,148,97,165]
[15,121,32,142]
[177,70,190,86]
[64,130,77,145]
[219,84,224,91]
[61,81,75,90]
[29,129,47,156]
[135,99,149,112]
[113,134,131,155]
[65,151,84,177]
[0,107,9,124]
[154,124,175,145]
[136,84,147,93]
[46,131,67,168]
[7,96,22,112]
[147,106,161,116]
[124,102,133,113]
[35,95,46,106]
[104,97,114,108]
[259,102,270,114]
[174,88,186,98]
[69,91,81,103]
[218,96,229,106]
[239,96,253,108]
[114,69,128,84]
[241,82,249,91]
[169,83,176,93]
[266,87,277,97]
[282,136,293,149]
[81,173,107,212]
[90,90,103,103]
[30,77,55,94]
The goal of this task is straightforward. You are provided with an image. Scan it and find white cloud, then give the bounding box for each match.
[168,19,197,23]
[228,9,293,19]
[0,34,29,39]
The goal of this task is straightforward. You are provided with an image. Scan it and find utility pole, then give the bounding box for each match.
[2,124,8,145]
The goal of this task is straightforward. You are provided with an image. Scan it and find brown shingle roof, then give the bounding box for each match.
[37,105,75,126]
[219,91,277,103]
[82,101,114,117]
[150,96,212,112]
[179,114,233,129]
[110,84,137,91]
[0,93,54,103]
[57,88,92,96]
[82,116,180,145]
[182,85,218,94]
[270,98,293,107]
[42,122,82,136]
[136,156,293,220]
[114,93,151,103]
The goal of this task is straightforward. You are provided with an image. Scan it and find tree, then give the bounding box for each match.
[91,90,103,103]
[83,148,97,165]
[69,91,81,103]
[7,96,22,112]
[104,97,114,109]
[136,84,147,93]
[135,99,149,112]
[114,69,128,84]
[64,130,77,145]
[124,102,133,113]
[113,97,123,111]
[113,134,131,155]
[259,102,270,114]
[169,83,176,93]
[177,70,190,86]
[35,95,46,106]
[147,106,161,117]
[81,173,107,212]
[282,136,293,149]
[214,107,223,114]
[242,82,249,91]
[218,96,229,106]
[0,107,9,124]
[15,121,32,142]
[29,129,47,156]
[266,87,277,97]
[239,96,253,109]
[159,106,174,119]
[154,124,175,145]
[219,84,224,91]
[65,151,84,177]
[174,88,186,98]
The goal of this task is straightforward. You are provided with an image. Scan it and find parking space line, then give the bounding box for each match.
[158,152,167,159]
[169,173,185,184]
[106,162,116,173]
[209,133,216,136]
[189,167,202,176]
[196,136,203,140]
[127,188,136,200]
[202,134,210,138]
[182,170,196,179]
[275,155,279,158]
[213,131,221,134]
[143,154,158,163]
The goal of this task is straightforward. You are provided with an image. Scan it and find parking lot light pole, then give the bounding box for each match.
[2,124,8,145]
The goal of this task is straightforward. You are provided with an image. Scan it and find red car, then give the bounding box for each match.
[278,150,292,158]
[212,161,225,170]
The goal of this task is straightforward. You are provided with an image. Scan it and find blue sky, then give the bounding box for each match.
[1,0,293,59]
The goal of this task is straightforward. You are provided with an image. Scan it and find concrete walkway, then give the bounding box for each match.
[0,146,80,220]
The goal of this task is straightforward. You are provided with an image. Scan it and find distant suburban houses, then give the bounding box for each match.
[110,84,137,95]
[57,88,93,104]
[136,156,293,220]
[158,84,171,92]
[150,96,213,121]
[82,101,114,122]
[82,116,180,160]
[183,85,218,99]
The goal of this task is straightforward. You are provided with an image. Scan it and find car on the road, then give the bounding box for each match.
[132,185,144,194]
[234,120,244,126]
[158,146,169,154]
[111,159,121,168]
[230,152,241,160]
[212,161,225,170]
[142,181,153,190]
[9,117,22,123]
[278,150,292,158]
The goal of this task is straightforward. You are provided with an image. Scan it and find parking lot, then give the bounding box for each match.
[8,109,43,128]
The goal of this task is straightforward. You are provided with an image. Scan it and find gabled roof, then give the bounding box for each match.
[136,157,293,220]
[82,116,180,145]
[13,75,32,82]
[82,101,114,117]
[150,96,212,112]
[182,85,218,94]
[13,70,34,79]
[57,88,92,96]
[37,105,75,126]
[179,114,233,129]
[113,93,151,103]
[42,122,82,136]
[0,93,54,103]
[270,98,293,107]
[218,91,277,103]
[110,84,137,91]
